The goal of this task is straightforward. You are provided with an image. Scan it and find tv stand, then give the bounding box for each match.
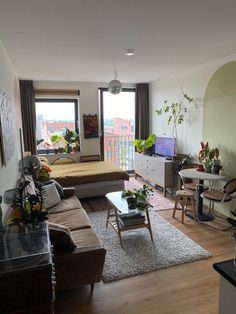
[135,153,174,197]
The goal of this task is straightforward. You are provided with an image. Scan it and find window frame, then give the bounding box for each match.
[35,98,79,154]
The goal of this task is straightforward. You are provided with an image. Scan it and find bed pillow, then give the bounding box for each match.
[48,222,76,253]
[42,182,61,209]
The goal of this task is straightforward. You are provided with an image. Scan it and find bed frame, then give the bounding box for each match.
[74,180,125,199]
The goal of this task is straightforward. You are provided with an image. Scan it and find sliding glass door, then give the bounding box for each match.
[99,88,136,172]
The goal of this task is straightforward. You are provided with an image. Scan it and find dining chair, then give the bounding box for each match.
[200,178,236,215]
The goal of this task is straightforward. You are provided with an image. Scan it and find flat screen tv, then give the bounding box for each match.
[155,137,176,158]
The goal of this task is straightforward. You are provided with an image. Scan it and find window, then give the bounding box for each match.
[35,99,79,154]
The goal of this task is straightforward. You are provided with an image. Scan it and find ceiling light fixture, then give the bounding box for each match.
[108,62,122,95]
[125,49,135,56]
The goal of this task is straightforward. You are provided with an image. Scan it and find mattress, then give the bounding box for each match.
[50,161,129,187]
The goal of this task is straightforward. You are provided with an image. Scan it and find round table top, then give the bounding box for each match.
[179,168,225,181]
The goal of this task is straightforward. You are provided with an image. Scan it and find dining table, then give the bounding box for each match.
[179,168,225,221]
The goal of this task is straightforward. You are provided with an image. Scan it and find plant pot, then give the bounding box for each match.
[72,146,79,153]
[58,148,64,154]
[212,165,222,174]
[204,164,212,173]
[53,148,59,154]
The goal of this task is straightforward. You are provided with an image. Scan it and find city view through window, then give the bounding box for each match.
[36,100,78,153]
[102,90,135,171]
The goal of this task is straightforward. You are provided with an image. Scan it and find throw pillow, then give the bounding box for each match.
[44,179,65,198]
[42,183,61,209]
[47,222,76,253]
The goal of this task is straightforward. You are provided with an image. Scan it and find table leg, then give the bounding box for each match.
[106,208,110,227]
[114,209,124,249]
[197,179,214,221]
[146,209,154,242]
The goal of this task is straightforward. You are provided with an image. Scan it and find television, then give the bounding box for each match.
[155,137,176,158]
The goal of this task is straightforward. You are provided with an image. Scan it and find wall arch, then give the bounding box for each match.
[203,61,236,178]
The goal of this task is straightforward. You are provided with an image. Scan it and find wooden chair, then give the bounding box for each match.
[201,178,236,215]
[173,190,197,223]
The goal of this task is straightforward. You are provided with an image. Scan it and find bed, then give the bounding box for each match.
[50,161,130,198]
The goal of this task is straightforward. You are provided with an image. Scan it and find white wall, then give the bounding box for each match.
[0,41,22,219]
[150,53,236,160]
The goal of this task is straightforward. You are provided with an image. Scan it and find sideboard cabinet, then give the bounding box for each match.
[134,153,174,197]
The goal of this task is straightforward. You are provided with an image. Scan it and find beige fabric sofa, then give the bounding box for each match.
[48,189,106,291]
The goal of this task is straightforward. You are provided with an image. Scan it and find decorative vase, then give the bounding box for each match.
[204,164,212,173]
[211,165,222,175]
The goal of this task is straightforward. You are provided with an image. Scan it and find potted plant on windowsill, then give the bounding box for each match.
[50,134,64,154]
[63,128,80,154]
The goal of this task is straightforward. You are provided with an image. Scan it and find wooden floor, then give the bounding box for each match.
[54,208,235,314]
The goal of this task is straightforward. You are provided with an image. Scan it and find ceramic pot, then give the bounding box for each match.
[212,165,222,174]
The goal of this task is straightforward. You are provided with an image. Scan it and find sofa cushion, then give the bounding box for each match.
[48,222,76,253]
[48,208,91,231]
[48,196,83,214]
[42,182,61,209]
[71,228,101,250]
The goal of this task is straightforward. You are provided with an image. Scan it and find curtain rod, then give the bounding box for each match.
[34,89,80,97]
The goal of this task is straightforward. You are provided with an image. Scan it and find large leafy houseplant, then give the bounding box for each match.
[133,134,156,154]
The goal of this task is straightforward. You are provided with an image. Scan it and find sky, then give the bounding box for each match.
[103,91,135,120]
[36,102,75,120]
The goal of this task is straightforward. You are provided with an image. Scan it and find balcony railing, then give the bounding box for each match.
[104,135,135,171]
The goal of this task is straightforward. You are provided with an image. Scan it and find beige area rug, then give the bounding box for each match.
[88,210,211,282]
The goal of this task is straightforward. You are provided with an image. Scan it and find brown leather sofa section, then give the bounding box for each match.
[48,189,106,291]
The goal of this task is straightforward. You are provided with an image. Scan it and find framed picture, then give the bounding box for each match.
[0,89,15,166]
[83,114,99,138]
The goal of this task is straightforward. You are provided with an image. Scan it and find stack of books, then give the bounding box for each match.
[118,211,145,227]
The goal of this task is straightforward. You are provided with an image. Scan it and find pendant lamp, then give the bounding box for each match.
[108,62,122,95]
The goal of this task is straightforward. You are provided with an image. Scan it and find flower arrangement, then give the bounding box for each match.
[7,181,48,226]
[38,162,52,181]
[122,184,154,211]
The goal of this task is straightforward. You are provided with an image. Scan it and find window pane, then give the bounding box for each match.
[36,100,77,152]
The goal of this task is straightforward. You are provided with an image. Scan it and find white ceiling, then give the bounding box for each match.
[0,0,236,83]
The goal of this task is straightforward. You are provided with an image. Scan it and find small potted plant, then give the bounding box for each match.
[133,134,156,155]
[50,134,63,154]
[122,185,154,211]
[63,128,80,154]
[198,142,221,173]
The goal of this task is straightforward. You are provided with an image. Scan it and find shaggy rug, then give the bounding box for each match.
[88,210,211,283]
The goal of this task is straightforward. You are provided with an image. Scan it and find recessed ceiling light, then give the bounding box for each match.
[125,49,135,56]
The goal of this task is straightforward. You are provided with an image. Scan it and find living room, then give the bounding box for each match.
[0,0,236,313]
